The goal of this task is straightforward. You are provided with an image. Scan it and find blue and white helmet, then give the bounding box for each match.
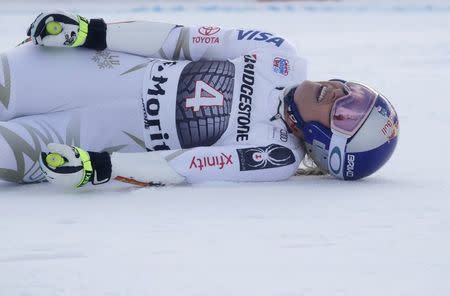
[285,80,399,180]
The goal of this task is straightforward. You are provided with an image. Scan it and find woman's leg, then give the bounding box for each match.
[0,43,148,121]
[0,100,145,183]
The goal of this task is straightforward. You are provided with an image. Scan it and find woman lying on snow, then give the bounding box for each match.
[0,11,398,187]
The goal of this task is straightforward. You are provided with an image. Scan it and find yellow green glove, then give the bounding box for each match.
[40,143,111,188]
[27,11,107,50]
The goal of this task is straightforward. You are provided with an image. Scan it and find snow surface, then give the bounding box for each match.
[1,1,450,295]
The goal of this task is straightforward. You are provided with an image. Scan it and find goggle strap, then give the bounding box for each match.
[327,133,348,179]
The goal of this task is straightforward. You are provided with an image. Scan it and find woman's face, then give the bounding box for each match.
[286,80,348,138]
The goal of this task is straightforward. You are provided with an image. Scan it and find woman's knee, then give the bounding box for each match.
[0,53,12,121]
[0,121,49,183]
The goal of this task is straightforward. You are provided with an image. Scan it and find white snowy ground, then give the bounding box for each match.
[1,1,450,295]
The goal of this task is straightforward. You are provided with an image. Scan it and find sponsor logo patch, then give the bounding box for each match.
[381,117,399,141]
[189,153,233,171]
[237,144,295,171]
[192,26,221,44]
[329,146,342,175]
[272,57,290,76]
[376,104,399,141]
[237,30,285,47]
[270,127,288,143]
[346,154,355,178]
[236,54,257,142]
[142,61,175,151]
[279,129,288,142]
[198,26,221,36]
[63,31,77,46]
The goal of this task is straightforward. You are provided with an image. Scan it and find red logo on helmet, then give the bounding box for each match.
[382,118,399,141]
[377,106,399,141]
[198,26,221,36]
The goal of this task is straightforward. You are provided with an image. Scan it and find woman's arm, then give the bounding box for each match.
[28,11,298,61]
[106,21,298,61]
[40,143,302,188]
[110,144,301,184]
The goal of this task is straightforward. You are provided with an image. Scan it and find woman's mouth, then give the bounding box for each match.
[317,85,328,102]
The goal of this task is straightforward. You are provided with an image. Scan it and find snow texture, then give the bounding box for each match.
[1,1,450,295]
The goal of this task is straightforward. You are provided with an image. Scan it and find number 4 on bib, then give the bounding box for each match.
[185,81,224,111]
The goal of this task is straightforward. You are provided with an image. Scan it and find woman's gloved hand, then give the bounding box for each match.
[40,143,112,188]
[27,11,107,50]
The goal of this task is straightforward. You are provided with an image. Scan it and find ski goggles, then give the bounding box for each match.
[285,80,378,138]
